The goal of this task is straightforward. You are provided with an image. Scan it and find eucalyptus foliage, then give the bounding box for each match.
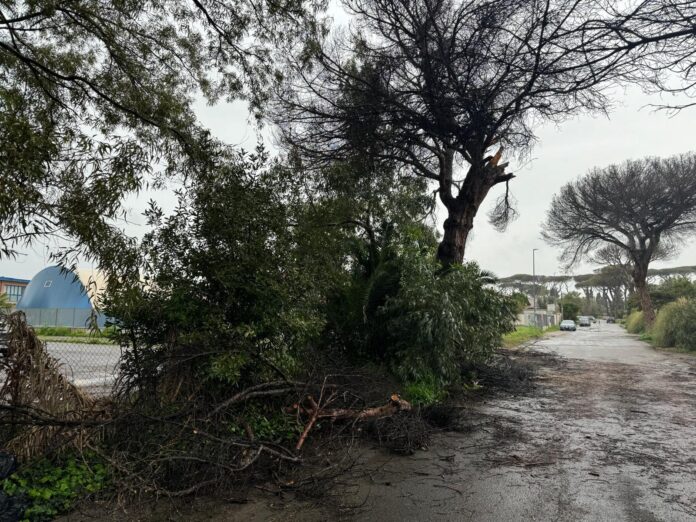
[378,251,516,386]
[0,0,322,263]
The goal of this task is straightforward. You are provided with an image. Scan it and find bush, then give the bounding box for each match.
[652,298,696,351]
[104,155,330,400]
[652,301,679,347]
[376,251,516,387]
[625,310,645,334]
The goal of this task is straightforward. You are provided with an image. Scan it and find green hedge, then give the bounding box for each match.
[652,298,696,351]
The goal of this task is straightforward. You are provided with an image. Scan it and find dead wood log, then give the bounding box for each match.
[315,394,412,420]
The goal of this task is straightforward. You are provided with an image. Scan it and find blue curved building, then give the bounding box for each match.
[17,266,105,328]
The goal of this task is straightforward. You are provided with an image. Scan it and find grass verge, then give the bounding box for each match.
[502,324,560,348]
[33,326,112,338]
[38,336,116,345]
[502,326,543,348]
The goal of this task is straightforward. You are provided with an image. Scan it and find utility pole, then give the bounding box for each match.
[532,248,539,327]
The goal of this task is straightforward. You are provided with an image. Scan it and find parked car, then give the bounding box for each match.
[606,316,616,323]
[560,320,576,331]
[578,316,591,327]
[589,316,597,323]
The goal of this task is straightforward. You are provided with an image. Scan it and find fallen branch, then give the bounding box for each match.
[207,380,305,418]
[296,396,321,451]
[314,394,412,421]
[293,394,412,451]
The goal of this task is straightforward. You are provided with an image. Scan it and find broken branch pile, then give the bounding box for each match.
[0,313,416,499]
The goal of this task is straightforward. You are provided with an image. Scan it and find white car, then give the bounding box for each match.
[560,320,576,331]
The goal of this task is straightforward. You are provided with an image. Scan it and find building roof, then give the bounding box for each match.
[0,276,30,285]
[17,266,94,309]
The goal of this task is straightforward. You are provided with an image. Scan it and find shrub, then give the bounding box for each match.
[104,155,329,399]
[652,298,696,351]
[376,251,516,387]
[652,301,680,347]
[625,310,645,334]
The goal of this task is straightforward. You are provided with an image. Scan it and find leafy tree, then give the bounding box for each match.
[0,0,320,264]
[276,0,696,265]
[560,292,583,321]
[649,277,696,310]
[105,148,331,396]
[510,292,530,315]
[543,154,696,325]
[575,266,630,316]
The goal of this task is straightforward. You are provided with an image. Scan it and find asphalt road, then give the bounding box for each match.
[45,341,121,390]
[339,323,696,522]
[229,323,696,522]
[64,324,696,521]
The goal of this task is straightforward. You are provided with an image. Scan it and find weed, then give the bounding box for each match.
[403,380,447,406]
[2,455,109,521]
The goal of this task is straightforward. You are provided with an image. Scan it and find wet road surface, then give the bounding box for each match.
[328,323,696,521]
[78,324,696,521]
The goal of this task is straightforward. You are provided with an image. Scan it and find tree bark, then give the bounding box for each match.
[632,262,655,326]
[436,158,502,266]
[437,204,475,266]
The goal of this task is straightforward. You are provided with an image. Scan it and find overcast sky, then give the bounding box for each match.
[467,87,696,279]
[2,12,696,282]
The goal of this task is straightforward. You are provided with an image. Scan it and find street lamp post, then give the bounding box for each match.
[532,248,539,327]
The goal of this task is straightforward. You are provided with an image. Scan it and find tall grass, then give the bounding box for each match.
[625,310,645,334]
[652,301,679,347]
[33,326,112,338]
[502,325,543,348]
[652,298,696,351]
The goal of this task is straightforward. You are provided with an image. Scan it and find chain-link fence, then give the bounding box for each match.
[43,340,121,395]
[0,312,121,396]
